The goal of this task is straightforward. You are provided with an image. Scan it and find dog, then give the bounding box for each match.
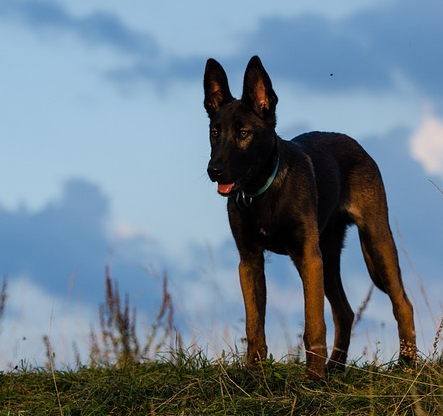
[203,56,416,379]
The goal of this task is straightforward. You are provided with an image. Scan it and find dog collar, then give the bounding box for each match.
[236,156,280,206]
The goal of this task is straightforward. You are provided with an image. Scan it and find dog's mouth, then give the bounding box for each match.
[211,168,252,197]
[215,169,252,196]
[217,181,238,196]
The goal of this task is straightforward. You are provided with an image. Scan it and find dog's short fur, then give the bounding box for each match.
[203,56,416,378]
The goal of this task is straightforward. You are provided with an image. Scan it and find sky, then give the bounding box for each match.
[0,0,443,369]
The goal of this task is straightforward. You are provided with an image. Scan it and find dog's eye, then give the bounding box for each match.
[239,129,250,139]
[210,129,218,138]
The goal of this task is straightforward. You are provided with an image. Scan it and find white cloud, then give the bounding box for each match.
[112,221,144,239]
[0,276,96,370]
[410,111,443,175]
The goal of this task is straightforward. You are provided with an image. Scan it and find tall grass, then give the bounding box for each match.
[87,266,180,367]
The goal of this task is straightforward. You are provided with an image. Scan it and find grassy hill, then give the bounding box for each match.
[1,352,442,415]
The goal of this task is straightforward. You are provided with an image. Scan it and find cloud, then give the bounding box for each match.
[0,178,166,302]
[0,178,187,368]
[0,0,175,90]
[234,0,443,97]
[0,0,159,57]
[0,179,106,294]
[103,0,443,101]
[3,0,442,102]
[237,14,391,92]
[410,111,443,175]
[0,276,95,370]
[351,0,443,98]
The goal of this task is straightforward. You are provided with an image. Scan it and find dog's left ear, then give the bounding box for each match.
[241,56,278,126]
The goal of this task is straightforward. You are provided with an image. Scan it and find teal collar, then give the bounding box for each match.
[236,156,280,206]
[245,156,280,197]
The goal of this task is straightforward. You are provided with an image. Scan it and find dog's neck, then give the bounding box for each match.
[235,156,280,207]
[244,156,280,198]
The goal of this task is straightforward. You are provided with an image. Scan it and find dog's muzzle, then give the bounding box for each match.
[207,161,238,195]
[207,161,224,182]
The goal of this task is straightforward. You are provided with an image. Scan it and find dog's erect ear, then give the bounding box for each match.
[204,59,234,118]
[241,56,278,125]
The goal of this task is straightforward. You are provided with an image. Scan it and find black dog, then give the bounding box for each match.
[203,56,416,378]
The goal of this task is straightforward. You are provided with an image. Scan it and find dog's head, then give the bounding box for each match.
[204,56,279,197]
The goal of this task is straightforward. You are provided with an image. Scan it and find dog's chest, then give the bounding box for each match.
[258,229,288,255]
[253,215,290,254]
[259,226,271,236]
[229,199,292,254]
[255,220,282,240]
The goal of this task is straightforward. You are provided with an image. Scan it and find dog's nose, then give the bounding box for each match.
[207,162,224,182]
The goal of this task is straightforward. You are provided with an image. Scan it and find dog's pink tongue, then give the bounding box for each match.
[217,182,235,194]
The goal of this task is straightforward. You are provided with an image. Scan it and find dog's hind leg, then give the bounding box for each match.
[347,157,416,365]
[357,219,417,365]
[321,218,355,373]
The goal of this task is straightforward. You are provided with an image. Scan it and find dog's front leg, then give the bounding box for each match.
[291,245,327,379]
[238,252,268,365]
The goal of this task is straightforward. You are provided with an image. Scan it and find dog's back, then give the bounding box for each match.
[290,132,386,232]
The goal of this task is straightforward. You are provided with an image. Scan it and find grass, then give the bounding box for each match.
[0,270,442,415]
[1,352,443,415]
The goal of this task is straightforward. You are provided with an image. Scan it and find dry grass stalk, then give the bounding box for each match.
[352,284,374,333]
[432,315,443,357]
[0,278,7,323]
[89,266,179,366]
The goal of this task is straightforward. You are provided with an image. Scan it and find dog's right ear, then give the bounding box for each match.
[204,59,234,118]
[241,56,278,126]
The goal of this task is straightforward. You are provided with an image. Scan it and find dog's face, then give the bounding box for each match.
[204,56,279,196]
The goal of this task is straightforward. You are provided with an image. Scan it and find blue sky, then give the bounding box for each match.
[0,0,443,368]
